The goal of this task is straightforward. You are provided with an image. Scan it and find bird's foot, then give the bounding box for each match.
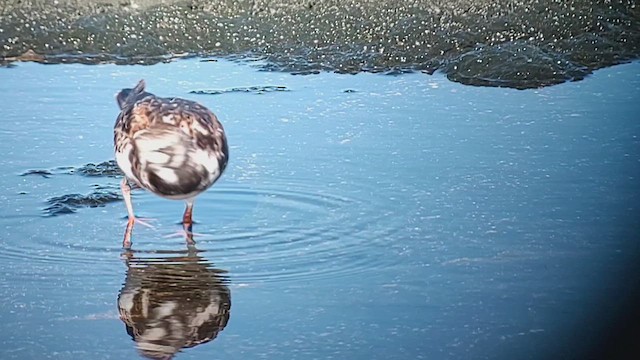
[162,223,204,245]
[126,216,156,229]
[122,216,157,249]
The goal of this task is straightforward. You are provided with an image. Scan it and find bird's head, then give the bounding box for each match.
[117,79,151,109]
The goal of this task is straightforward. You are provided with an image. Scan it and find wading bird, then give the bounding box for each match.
[114,80,228,248]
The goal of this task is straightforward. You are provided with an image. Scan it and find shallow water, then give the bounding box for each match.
[0,60,639,359]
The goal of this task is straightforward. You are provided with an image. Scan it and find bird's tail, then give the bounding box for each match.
[117,79,151,110]
[133,127,210,198]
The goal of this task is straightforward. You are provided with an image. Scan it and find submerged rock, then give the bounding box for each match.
[1,0,638,89]
[44,191,121,216]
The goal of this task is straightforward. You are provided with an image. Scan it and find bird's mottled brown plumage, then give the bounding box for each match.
[114,80,229,247]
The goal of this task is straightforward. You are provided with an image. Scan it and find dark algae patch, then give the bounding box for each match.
[23,160,123,216]
[21,160,123,178]
[71,160,123,177]
[190,85,290,95]
[20,169,53,178]
[44,191,121,216]
[1,0,639,89]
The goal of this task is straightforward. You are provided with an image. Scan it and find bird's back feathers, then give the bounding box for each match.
[114,80,228,200]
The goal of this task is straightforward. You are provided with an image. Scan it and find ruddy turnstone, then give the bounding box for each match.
[114,80,228,248]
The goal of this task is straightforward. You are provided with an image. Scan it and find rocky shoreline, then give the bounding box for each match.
[1,0,639,89]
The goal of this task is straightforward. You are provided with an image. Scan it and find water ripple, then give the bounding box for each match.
[196,181,402,284]
[2,172,402,284]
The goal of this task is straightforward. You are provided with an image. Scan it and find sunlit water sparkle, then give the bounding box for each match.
[0,59,638,359]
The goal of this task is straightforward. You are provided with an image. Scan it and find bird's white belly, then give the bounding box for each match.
[115,145,138,181]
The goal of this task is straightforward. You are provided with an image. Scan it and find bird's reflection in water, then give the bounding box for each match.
[118,247,231,359]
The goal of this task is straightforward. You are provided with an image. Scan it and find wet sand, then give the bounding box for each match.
[1,0,639,88]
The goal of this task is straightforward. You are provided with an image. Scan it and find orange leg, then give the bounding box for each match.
[121,178,135,248]
[121,178,136,220]
[120,178,155,248]
[182,199,195,245]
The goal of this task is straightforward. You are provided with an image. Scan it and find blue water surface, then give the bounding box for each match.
[0,59,639,359]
